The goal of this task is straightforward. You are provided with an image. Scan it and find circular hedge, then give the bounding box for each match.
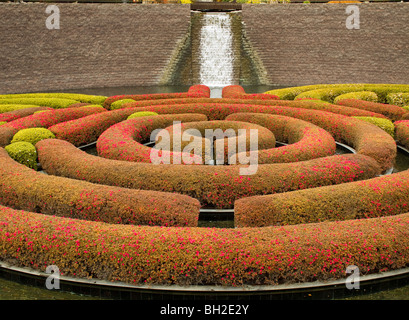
[1,84,409,289]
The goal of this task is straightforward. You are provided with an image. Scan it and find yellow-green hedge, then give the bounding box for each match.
[353,116,395,137]
[333,91,378,104]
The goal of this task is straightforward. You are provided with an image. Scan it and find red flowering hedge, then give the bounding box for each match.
[336,99,408,121]
[48,107,141,147]
[235,168,409,227]
[124,103,396,172]
[0,106,106,147]
[119,97,387,119]
[222,85,280,100]
[0,107,53,122]
[395,120,409,150]
[102,85,210,109]
[0,148,199,227]
[37,138,381,209]
[97,113,208,163]
[163,120,277,165]
[225,113,336,164]
[1,204,409,286]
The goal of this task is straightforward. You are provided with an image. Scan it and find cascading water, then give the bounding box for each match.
[198,12,236,98]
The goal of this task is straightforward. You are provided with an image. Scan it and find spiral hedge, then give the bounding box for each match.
[1,84,409,289]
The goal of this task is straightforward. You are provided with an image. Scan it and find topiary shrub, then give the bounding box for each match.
[333,91,378,104]
[353,116,395,137]
[0,98,79,109]
[387,93,409,107]
[127,111,159,120]
[5,141,37,170]
[110,99,137,110]
[0,104,42,113]
[11,128,55,146]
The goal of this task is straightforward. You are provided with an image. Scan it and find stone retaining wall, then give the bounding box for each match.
[242,3,409,86]
[0,3,191,93]
[1,3,408,93]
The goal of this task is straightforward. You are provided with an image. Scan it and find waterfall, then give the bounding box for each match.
[198,12,235,97]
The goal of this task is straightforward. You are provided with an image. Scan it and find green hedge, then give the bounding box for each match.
[353,116,395,137]
[333,91,378,103]
[387,93,409,107]
[4,142,37,170]
[0,98,79,109]
[0,93,106,105]
[265,84,409,102]
[111,99,139,110]
[127,111,159,120]
[0,104,44,113]
[11,128,55,146]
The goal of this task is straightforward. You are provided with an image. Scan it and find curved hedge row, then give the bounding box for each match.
[43,102,395,171]
[122,103,396,171]
[119,97,387,119]
[336,99,407,121]
[222,85,279,100]
[225,113,336,164]
[37,138,381,209]
[0,104,48,114]
[353,117,395,137]
[0,107,53,122]
[1,205,409,286]
[0,93,106,105]
[265,84,409,102]
[0,106,106,147]
[333,91,379,104]
[387,93,409,107]
[235,168,409,227]
[0,148,199,227]
[96,113,208,164]
[48,107,148,147]
[395,120,409,150]
[163,120,276,165]
[0,84,407,289]
[103,85,210,109]
[0,98,80,109]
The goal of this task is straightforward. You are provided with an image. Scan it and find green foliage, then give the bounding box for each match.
[334,91,378,104]
[387,93,409,107]
[265,84,409,102]
[0,121,6,126]
[11,128,56,146]
[110,99,137,110]
[0,98,79,109]
[0,104,43,114]
[127,111,159,120]
[5,142,37,170]
[353,116,395,137]
[0,93,107,105]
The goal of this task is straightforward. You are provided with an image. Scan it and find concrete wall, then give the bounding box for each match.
[1,3,408,94]
[0,3,191,93]
[242,3,409,86]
